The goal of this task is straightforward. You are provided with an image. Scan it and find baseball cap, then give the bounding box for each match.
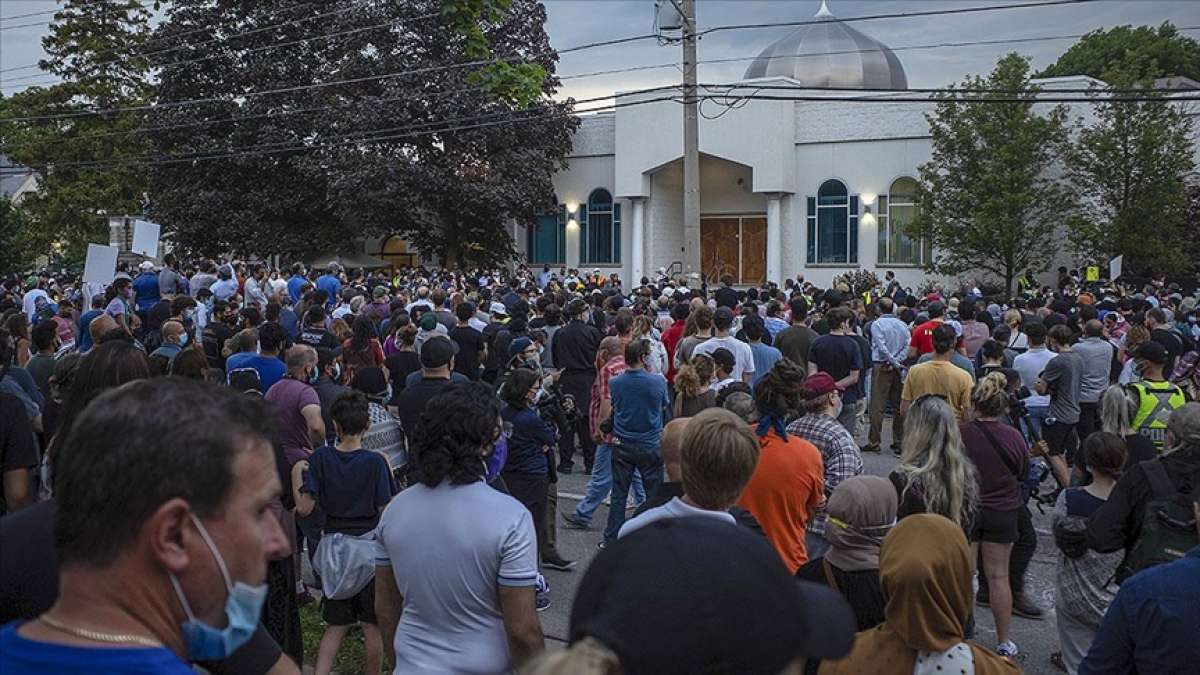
[419,313,439,331]
[801,372,844,399]
[565,298,589,316]
[373,285,389,298]
[508,336,534,358]
[139,261,154,271]
[489,301,508,316]
[1132,340,1167,365]
[569,518,856,673]
[713,306,735,323]
[419,336,459,368]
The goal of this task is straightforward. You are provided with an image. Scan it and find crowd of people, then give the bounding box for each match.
[0,257,1198,674]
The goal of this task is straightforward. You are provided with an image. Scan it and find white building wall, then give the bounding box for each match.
[647,164,685,274]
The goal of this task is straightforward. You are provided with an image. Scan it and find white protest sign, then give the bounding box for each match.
[82,244,119,285]
[131,220,161,258]
[1109,255,1123,281]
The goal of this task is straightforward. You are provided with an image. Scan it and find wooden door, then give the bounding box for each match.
[700,218,739,284]
[740,217,767,285]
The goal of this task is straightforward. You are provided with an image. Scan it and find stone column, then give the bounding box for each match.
[766,193,783,285]
[630,197,646,284]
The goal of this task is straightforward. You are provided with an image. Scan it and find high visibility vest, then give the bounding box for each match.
[1129,380,1187,452]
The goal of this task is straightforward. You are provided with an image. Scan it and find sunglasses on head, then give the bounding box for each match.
[913,393,948,406]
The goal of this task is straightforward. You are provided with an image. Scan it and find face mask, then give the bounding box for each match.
[179,331,189,347]
[183,309,195,321]
[308,366,320,385]
[330,364,342,382]
[169,514,267,660]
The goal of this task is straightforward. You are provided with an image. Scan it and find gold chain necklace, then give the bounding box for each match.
[38,614,163,648]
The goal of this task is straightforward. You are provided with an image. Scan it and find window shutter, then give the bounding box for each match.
[849,196,859,264]
[806,197,816,264]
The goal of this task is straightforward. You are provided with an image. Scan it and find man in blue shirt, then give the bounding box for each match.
[743,317,781,388]
[865,297,910,453]
[315,263,342,308]
[286,263,308,305]
[131,261,161,315]
[603,338,670,545]
[1079,467,1200,674]
[225,322,288,392]
[75,296,106,354]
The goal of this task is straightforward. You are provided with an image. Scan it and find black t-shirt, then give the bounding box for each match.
[1151,328,1186,377]
[808,334,865,403]
[449,326,486,378]
[202,321,236,370]
[714,287,739,309]
[297,327,339,351]
[383,351,421,398]
[395,377,455,446]
[0,393,37,515]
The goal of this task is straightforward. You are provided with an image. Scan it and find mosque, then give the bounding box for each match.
[509,0,1109,289]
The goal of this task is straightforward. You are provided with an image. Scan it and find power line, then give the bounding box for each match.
[0,0,154,32]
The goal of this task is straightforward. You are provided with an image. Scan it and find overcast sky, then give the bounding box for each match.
[2,0,1197,100]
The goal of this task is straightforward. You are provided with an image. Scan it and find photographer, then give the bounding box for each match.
[500,367,574,578]
[1036,325,1083,488]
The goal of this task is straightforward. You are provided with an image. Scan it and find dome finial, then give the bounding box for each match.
[815,0,834,19]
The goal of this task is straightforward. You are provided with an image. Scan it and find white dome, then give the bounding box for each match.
[743,0,908,89]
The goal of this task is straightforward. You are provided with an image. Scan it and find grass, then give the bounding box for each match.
[299,602,375,674]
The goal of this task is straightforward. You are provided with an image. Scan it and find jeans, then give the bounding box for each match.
[573,443,645,525]
[836,397,859,436]
[604,441,664,543]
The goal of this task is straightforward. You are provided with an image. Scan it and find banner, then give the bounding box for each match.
[82,244,119,285]
[1109,255,1123,281]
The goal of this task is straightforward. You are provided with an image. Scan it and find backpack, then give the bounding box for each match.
[1117,459,1199,583]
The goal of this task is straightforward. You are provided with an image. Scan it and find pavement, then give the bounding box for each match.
[541,419,1067,675]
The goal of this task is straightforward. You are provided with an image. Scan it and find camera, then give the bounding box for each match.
[536,380,580,430]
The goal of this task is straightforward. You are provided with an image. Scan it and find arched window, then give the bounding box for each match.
[527,206,565,264]
[379,235,418,269]
[877,177,929,265]
[806,179,858,264]
[581,188,621,264]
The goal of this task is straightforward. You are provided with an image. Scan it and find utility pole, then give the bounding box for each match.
[680,0,701,277]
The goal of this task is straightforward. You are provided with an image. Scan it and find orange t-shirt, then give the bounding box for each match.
[737,428,825,573]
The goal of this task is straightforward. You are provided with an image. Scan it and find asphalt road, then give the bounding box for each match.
[541,420,1067,675]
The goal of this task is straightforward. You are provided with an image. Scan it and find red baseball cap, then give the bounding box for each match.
[801,372,844,399]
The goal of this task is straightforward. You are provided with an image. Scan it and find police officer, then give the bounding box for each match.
[552,298,602,474]
[1127,341,1188,453]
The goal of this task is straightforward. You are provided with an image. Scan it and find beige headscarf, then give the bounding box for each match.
[819,514,1018,675]
[824,476,898,572]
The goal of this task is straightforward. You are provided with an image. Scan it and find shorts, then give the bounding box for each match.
[1042,420,1078,460]
[321,578,377,626]
[970,507,1020,544]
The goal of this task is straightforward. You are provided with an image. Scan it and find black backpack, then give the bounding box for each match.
[1117,459,1198,583]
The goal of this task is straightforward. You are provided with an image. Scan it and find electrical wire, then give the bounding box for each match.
[0,0,154,31]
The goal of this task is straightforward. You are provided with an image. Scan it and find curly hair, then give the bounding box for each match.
[752,358,805,422]
[674,354,715,398]
[411,383,501,488]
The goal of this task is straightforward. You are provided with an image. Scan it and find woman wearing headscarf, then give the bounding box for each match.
[819,514,1019,675]
[796,476,897,675]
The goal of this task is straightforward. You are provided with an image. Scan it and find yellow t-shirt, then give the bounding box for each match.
[901,360,974,419]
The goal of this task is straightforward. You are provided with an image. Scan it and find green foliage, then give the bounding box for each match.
[1065,72,1195,275]
[0,0,153,261]
[907,53,1075,296]
[444,0,548,110]
[148,0,575,266]
[1036,22,1200,82]
[0,196,33,273]
[833,269,881,298]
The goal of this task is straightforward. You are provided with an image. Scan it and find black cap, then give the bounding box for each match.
[1132,340,1167,365]
[420,335,459,368]
[569,518,856,674]
[565,298,589,316]
[350,366,388,398]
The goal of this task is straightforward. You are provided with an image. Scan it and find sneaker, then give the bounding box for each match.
[542,555,577,571]
[996,641,1019,659]
[535,592,551,612]
[891,444,903,457]
[860,444,882,453]
[561,512,591,530]
[1012,591,1045,620]
[596,540,608,551]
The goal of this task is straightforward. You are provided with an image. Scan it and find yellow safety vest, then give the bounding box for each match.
[1129,380,1187,452]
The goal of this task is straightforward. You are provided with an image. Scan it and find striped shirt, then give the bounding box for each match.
[786,412,864,536]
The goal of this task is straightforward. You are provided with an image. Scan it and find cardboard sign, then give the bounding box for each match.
[82,244,119,285]
[1109,255,1123,281]
[131,220,161,258]
[1085,266,1100,282]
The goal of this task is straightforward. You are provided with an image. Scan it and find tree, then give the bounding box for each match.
[1185,182,1200,277]
[907,53,1075,295]
[1037,23,1200,82]
[1065,72,1195,275]
[0,0,153,260]
[147,0,576,265]
[0,196,31,273]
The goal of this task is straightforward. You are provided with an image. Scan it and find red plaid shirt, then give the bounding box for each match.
[589,356,627,442]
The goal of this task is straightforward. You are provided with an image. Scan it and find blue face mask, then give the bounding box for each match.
[169,514,268,661]
[179,331,189,347]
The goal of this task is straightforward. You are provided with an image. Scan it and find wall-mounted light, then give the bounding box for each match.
[567,218,579,230]
[861,211,877,227]
[566,202,579,215]
[860,192,877,206]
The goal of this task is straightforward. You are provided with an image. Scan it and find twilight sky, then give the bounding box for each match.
[2,0,1197,100]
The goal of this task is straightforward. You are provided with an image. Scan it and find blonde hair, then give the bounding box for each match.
[631,314,654,339]
[970,372,1009,419]
[1003,309,1022,328]
[674,354,715,398]
[680,408,761,509]
[329,318,352,341]
[896,395,977,529]
[1101,384,1137,436]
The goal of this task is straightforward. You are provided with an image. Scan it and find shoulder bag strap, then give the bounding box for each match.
[821,558,841,593]
[975,421,1022,479]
